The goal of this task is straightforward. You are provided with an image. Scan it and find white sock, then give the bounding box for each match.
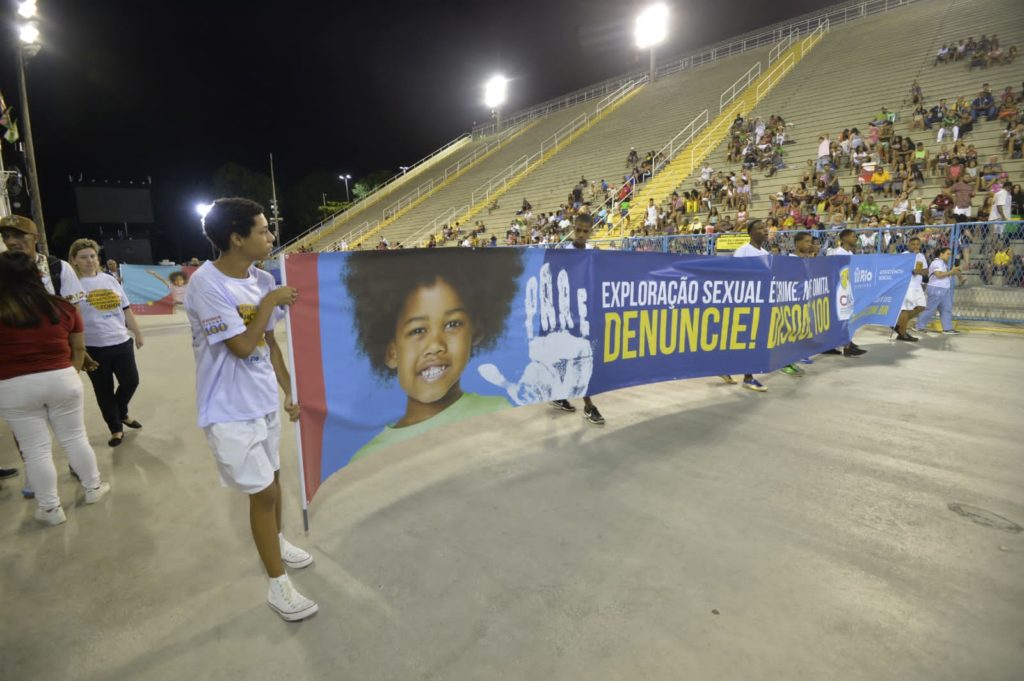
[270,573,290,586]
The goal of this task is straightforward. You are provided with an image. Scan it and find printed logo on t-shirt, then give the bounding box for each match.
[837,266,854,320]
[86,288,121,312]
[201,315,228,336]
[237,304,267,348]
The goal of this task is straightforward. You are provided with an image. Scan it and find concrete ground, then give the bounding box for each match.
[1,315,1022,681]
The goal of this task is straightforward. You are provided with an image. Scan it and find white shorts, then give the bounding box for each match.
[204,411,281,494]
[902,282,927,311]
[952,207,972,217]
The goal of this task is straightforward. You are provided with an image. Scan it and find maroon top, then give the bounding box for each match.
[0,299,82,381]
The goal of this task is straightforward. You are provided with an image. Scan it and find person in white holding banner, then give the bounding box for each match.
[184,198,317,622]
[915,246,962,335]
[721,219,770,392]
[893,236,927,342]
[828,229,868,357]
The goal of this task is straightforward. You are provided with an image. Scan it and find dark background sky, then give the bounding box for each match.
[0,0,837,260]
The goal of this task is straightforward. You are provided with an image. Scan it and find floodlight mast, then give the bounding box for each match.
[484,75,508,131]
[635,4,669,83]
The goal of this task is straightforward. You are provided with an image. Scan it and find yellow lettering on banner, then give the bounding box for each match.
[639,309,657,358]
[678,309,699,353]
[622,310,638,360]
[767,307,780,349]
[718,308,731,351]
[730,306,749,350]
[749,307,760,349]
[700,307,720,351]
[658,309,678,355]
[604,313,621,362]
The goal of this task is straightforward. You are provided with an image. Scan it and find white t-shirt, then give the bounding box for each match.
[911,252,927,286]
[817,138,830,159]
[733,243,769,258]
[927,258,951,289]
[989,188,1011,220]
[831,245,854,256]
[184,262,284,428]
[646,205,658,224]
[36,254,85,305]
[78,273,131,347]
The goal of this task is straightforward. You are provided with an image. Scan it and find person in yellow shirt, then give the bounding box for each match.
[870,166,893,197]
[982,238,1018,285]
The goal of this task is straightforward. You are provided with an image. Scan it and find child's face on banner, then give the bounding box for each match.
[386,279,475,406]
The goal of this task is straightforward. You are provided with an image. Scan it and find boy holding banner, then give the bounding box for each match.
[551,213,605,424]
[721,220,769,392]
[184,198,317,622]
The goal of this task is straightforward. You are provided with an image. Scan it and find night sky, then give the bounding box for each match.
[0,0,836,261]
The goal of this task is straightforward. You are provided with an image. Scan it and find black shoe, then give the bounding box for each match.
[822,349,843,355]
[843,346,867,357]
[583,405,605,425]
[108,434,124,447]
[896,333,919,342]
[122,419,143,429]
[849,342,862,350]
[0,467,19,480]
[551,399,576,412]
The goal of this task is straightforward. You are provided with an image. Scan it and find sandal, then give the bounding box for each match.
[122,419,142,429]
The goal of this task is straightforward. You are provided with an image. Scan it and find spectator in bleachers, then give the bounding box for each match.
[981,237,1020,286]
[980,156,1005,191]
[949,175,976,224]
[972,89,997,122]
[937,109,959,143]
[870,166,892,198]
[1010,183,1024,218]
[929,185,953,223]
[933,44,951,66]
[989,182,1012,235]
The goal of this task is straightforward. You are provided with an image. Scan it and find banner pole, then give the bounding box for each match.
[280,253,310,533]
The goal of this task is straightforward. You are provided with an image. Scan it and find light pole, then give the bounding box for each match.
[484,75,507,132]
[399,165,410,175]
[15,1,48,255]
[339,174,351,202]
[635,3,669,84]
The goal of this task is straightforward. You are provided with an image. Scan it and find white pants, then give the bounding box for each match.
[0,367,101,510]
[937,125,959,142]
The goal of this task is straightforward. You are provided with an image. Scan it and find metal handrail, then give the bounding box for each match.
[768,31,795,65]
[278,132,471,251]
[472,0,918,136]
[720,62,762,112]
[382,120,527,221]
[470,79,641,208]
[406,205,468,248]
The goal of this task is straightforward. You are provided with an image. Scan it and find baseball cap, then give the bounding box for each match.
[0,215,38,236]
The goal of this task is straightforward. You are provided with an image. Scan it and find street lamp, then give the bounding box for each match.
[484,75,508,131]
[195,202,215,257]
[339,174,352,202]
[399,165,410,175]
[15,2,48,254]
[635,3,669,83]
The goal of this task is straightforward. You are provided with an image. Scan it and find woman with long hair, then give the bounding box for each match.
[0,252,110,526]
[69,239,145,447]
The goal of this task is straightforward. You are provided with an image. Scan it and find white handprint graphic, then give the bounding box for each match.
[478,262,594,405]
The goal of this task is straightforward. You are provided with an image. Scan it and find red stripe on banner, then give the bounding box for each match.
[285,253,327,503]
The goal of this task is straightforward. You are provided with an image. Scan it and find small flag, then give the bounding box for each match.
[0,91,19,144]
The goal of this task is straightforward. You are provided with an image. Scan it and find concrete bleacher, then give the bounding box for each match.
[478,48,772,237]
[667,0,1024,232]
[353,100,614,249]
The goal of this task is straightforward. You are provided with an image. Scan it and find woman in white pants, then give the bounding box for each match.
[0,252,110,525]
[916,247,963,334]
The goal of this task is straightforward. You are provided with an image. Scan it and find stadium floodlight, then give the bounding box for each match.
[484,75,508,131]
[19,22,40,44]
[339,174,352,202]
[18,1,37,19]
[195,202,214,220]
[635,3,669,82]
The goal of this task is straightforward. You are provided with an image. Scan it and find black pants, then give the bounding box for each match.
[86,340,139,434]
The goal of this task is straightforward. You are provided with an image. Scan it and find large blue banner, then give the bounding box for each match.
[285,249,912,502]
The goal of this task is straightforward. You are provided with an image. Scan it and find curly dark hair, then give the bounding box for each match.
[343,249,524,377]
[169,271,188,285]
[203,197,264,252]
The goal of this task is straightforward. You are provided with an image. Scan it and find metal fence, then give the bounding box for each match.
[549,222,1024,323]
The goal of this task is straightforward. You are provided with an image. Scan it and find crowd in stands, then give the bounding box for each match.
[933,34,1018,69]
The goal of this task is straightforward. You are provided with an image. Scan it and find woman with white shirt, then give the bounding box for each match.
[915,247,962,334]
[69,239,145,446]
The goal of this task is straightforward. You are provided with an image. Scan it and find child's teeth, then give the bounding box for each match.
[421,366,445,381]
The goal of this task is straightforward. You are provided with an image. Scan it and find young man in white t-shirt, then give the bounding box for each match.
[894,237,927,341]
[184,198,317,622]
[550,214,604,424]
[828,229,867,357]
[989,183,1011,235]
[645,198,658,230]
[723,220,770,391]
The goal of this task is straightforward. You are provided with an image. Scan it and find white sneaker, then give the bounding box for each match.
[267,575,318,622]
[35,505,67,526]
[280,535,313,569]
[84,481,110,504]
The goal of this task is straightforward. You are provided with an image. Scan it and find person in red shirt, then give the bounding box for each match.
[0,252,110,526]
